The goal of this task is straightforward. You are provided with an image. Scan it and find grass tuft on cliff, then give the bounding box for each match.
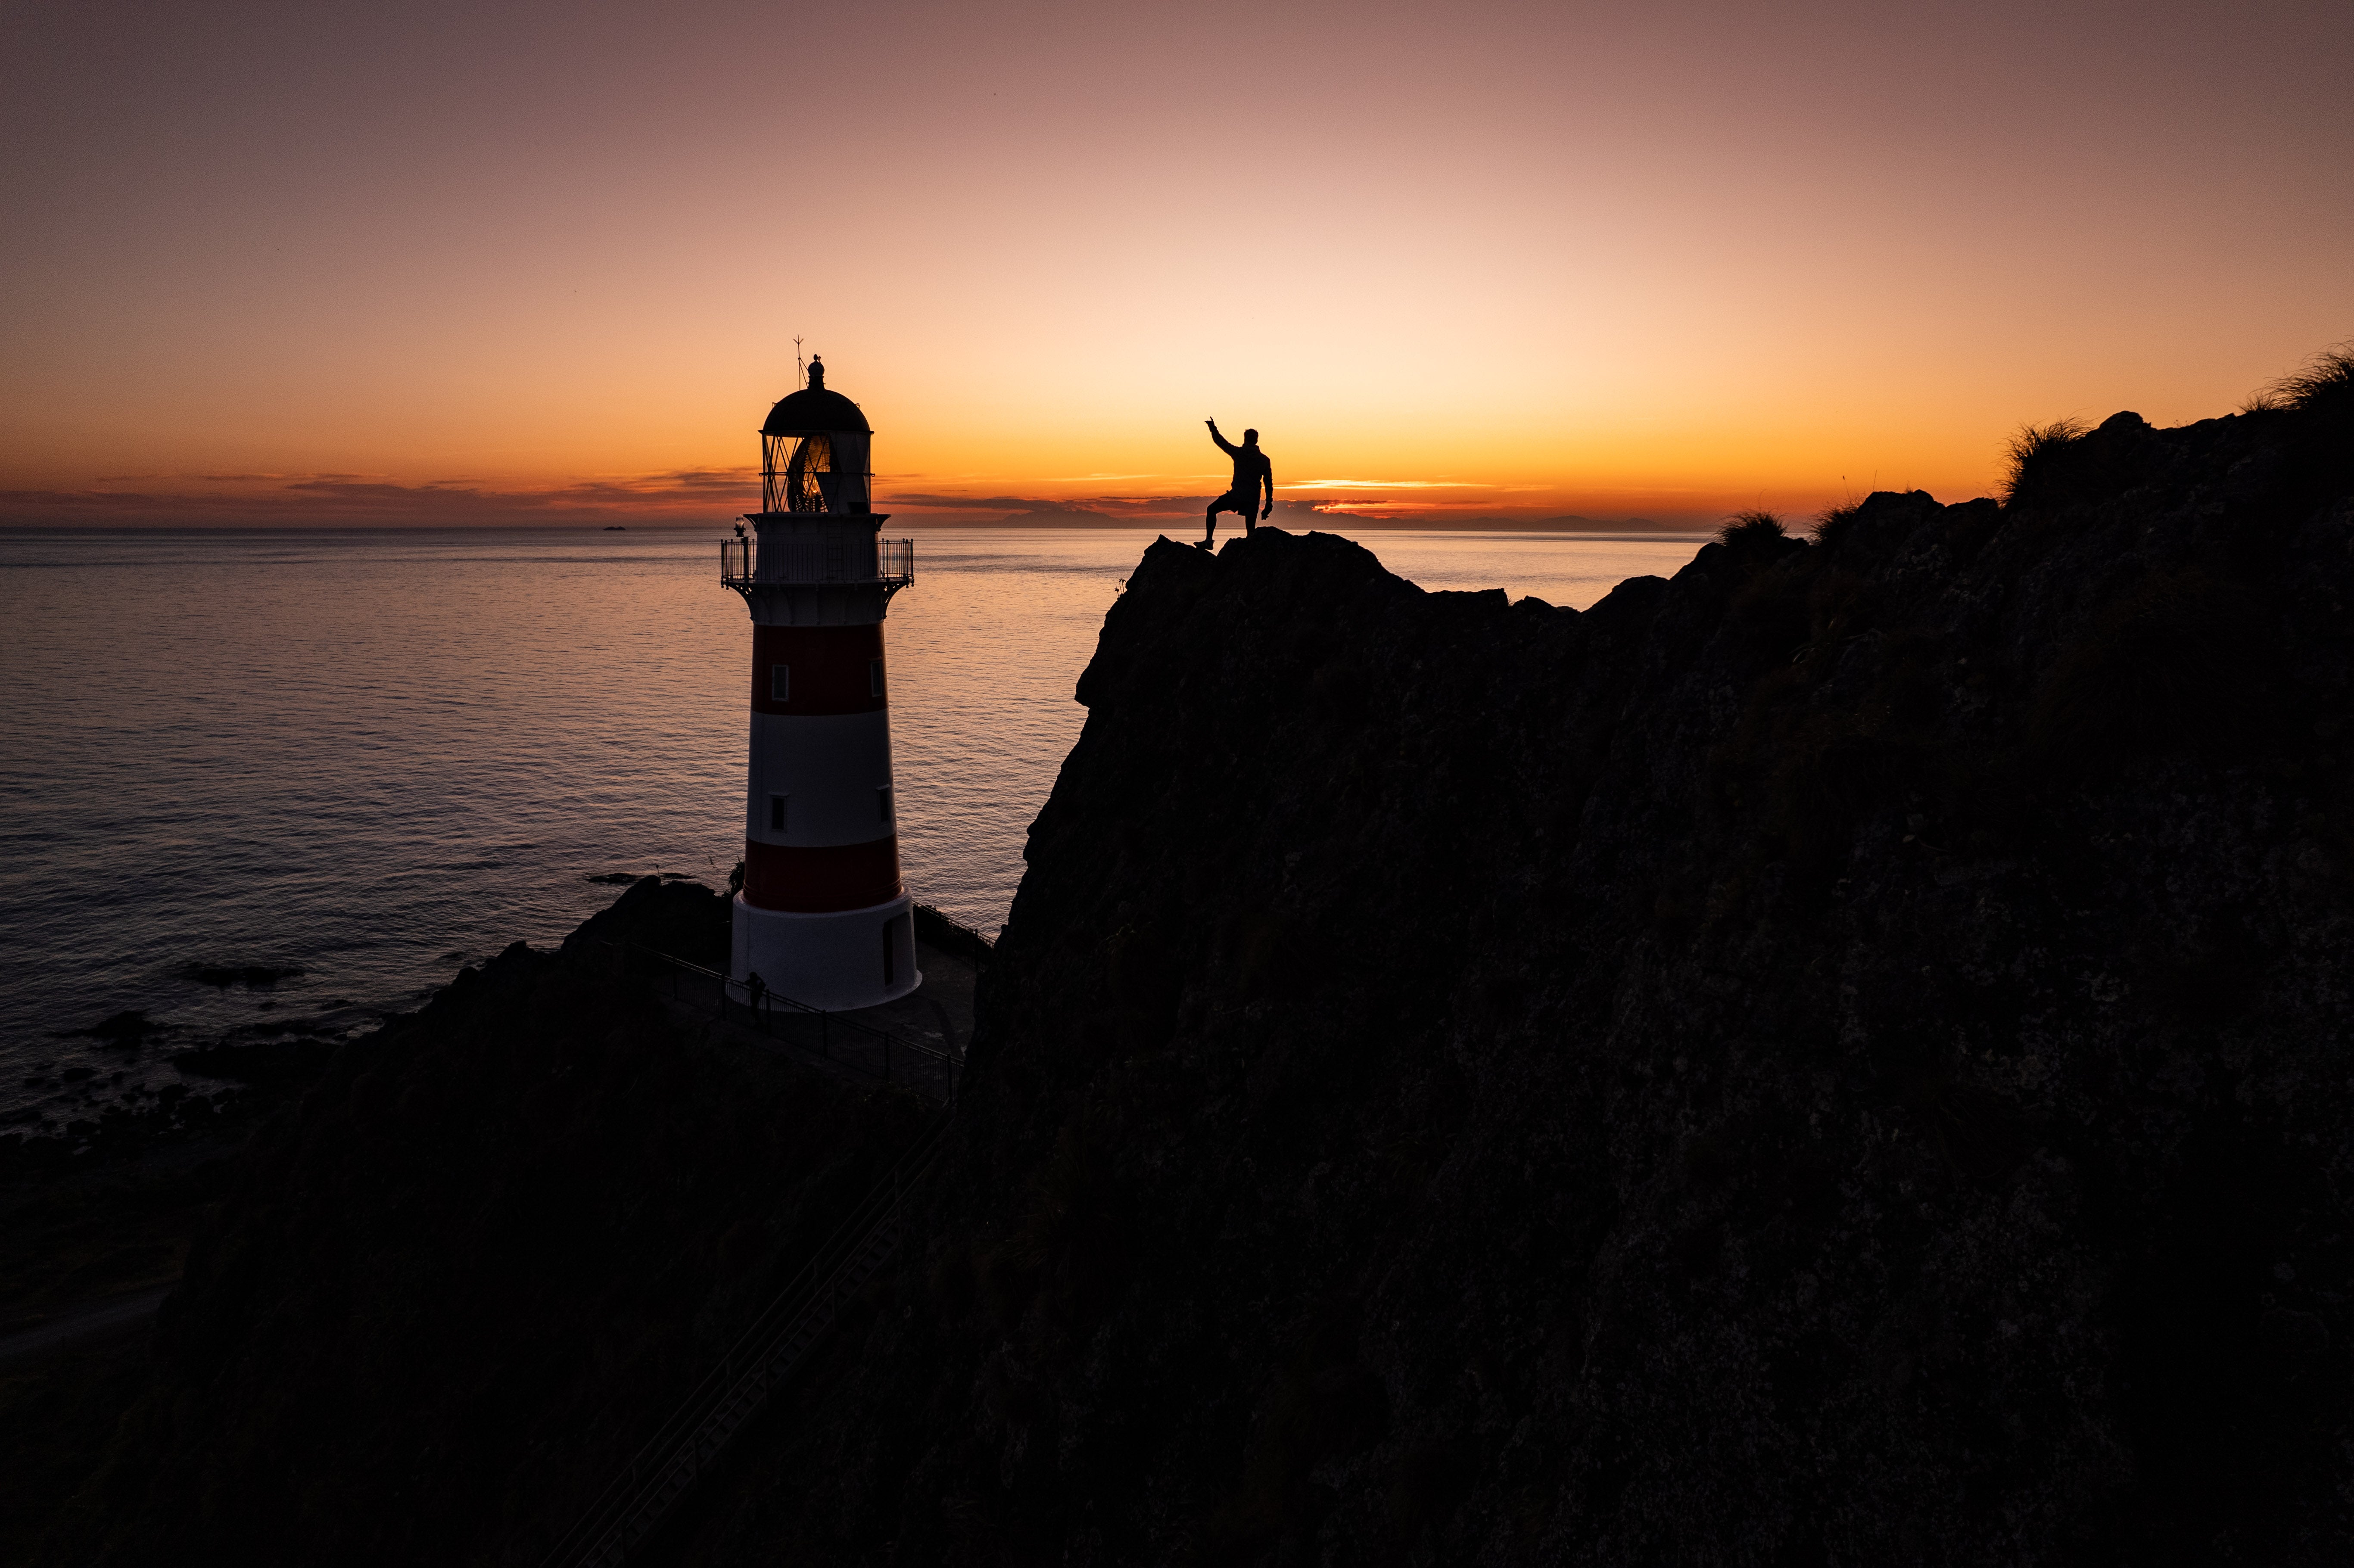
[2266,340,2354,415]
[1808,500,1860,547]
[1999,415,2090,503]
[1715,508,1787,547]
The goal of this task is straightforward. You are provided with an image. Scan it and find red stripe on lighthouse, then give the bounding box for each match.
[741,837,903,912]
[750,624,887,716]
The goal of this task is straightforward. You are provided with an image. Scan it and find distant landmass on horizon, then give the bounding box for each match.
[925,505,1704,532]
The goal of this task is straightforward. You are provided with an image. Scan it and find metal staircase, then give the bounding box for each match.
[539,1112,953,1567]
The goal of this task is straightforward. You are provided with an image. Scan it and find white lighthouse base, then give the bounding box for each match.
[732,892,921,1014]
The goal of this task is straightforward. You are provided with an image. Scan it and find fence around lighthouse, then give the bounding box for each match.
[589,938,959,1103]
[720,535,913,588]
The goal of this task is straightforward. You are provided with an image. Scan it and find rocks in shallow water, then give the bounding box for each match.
[169,1038,335,1085]
[62,1009,154,1047]
[180,962,305,988]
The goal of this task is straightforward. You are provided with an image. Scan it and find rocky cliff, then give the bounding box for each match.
[28,372,2354,1565]
[680,388,2354,1563]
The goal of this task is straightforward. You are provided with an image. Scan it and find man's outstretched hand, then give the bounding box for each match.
[1205,418,1218,431]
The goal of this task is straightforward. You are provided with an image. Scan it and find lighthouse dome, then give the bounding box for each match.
[760,357,871,436]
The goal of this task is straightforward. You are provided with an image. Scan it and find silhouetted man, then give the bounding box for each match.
[1204,419,1272,547]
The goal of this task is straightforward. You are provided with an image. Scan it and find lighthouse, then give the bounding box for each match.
[720,357,919,1011]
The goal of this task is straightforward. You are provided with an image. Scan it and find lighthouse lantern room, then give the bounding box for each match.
[720,357,919,1011]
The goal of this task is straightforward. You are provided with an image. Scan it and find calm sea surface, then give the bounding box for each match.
[0,526,1703,1129]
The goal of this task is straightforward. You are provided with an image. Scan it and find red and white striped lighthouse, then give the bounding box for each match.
[720,357,919,1011]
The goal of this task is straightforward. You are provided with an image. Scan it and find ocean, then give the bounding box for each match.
[0,526,1704,1131]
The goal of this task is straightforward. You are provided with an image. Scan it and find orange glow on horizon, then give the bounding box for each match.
[3,2,2346,529]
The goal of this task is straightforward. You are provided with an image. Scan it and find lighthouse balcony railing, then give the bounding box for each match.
[721,536,914,589]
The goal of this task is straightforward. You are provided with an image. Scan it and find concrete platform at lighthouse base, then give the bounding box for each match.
[731,892,921,1014]
[641,920,975,1104]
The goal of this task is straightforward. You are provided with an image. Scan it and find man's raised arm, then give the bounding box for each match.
[1205,418,1239,457]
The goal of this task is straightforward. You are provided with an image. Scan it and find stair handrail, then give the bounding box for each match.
[537,1111,954,1568]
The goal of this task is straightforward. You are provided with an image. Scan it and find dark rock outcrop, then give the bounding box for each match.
[562,873,733,969]
[38,882,925,1566]
[686,397,2354,1564]
[62,1009,157,1047]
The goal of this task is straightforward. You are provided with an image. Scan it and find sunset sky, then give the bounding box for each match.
[4,0,2348,527]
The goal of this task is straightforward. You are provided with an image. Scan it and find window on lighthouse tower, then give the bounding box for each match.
[869,659,885,697]
[761,429,843,513]
[786,434,834,511]
[771,665,790,702]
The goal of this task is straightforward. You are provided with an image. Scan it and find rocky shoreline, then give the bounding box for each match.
[3,872,755,1148]
[3,874,979,1564]
[10,974,386,1151]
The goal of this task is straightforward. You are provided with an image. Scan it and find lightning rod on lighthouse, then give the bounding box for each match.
[719,356,919,1010]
